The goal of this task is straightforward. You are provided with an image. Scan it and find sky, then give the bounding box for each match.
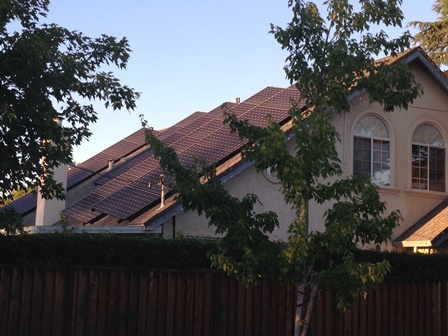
[40,1,437,163]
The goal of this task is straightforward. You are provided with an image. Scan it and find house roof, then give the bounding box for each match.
[61,85,303,228]
[3,128,148,216]
[393,199,448,248]
[380,46,448,95]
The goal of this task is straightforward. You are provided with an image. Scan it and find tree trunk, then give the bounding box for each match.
[301,284,318,336]
[294,282,306,336]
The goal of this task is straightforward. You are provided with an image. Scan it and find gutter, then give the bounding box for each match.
[28,225,150,234]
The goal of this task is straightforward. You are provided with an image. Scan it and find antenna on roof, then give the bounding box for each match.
[148,173,166,208]
[159,174,165,208]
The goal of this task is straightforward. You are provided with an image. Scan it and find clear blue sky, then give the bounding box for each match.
[42,1,436,163]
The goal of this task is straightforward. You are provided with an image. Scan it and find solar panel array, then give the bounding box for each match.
[4,128,147,215]
[63,85,301,224]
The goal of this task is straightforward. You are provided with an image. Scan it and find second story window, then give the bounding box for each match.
[353,115,390,186]
[412,124,445,192]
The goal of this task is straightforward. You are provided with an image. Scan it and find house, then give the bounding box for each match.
[4,47,448,252]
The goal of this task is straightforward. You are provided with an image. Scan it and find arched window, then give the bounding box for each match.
[353,115,390,186]
[412,124,445,192]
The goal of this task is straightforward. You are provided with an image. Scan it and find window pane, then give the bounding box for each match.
[353,117,390,186]
[411,142,445,191]
[354,137,371,176]
[429,148,445,191]
[354,115,389,139]
[372,139,390,186]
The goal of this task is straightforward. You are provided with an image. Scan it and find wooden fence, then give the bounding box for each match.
[1,266,448,336]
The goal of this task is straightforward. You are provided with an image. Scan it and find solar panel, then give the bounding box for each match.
[67,167,93,187]
[130,171,174,191]
[239,106,290,127]
[223,102,254,117]
[119,128,147,145]
[58,85,300,224]
[259,88,302,110]
[207,103,236,118]
[2,192,37,215]
[93,148,151,185]
[63,192,104,223]
[171,112,206,129]
[200,127,245,154]
[95,179,129,197]
[178,144,229,167]
[244,87,285,106]
[158,133,184,146]
[174,114,216,136]
[187,119,225,141]
[92,185,161,220]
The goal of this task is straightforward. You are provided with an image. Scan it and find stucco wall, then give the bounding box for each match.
[308,61,448,243]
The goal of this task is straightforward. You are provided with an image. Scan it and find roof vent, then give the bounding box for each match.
[233,97,240,104]
[108,160,115,171]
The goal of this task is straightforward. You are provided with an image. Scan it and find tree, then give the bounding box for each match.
[144,0,422,335]
[409,0,448,67]
[0,0,139,203]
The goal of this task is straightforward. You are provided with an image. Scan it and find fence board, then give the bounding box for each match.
[52,269,67,336]
[2,266,448,336]
[18,268,33,336]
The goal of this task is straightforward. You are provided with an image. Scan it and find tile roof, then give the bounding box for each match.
[393,198,448,247]
[64,85,302,224]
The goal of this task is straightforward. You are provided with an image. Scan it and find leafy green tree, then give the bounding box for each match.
[145,0,422,335]
[0,0,139,203]
[0,207,25,234]
[409,0,448,67]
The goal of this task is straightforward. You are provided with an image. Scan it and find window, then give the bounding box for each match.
[353,115,390,186]
[412,124,445,192]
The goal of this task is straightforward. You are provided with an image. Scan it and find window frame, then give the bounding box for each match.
[411,123,446,192]
[353,114,391,186]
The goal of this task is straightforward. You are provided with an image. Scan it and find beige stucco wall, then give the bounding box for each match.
[309,62,448,244]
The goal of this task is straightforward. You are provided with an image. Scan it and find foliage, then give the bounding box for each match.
[142,118,283,283]
[228,0,421,312]
[0,207,25,235]
[2,234,448,281]
[0,0,139,203]
[146,2,422,322]
[0,233,217,269]
[409,0,448,67]
[0,186,34,206]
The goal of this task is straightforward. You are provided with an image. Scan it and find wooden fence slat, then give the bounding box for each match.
[433,281,441,336]
[95,269,110,336]
[260,280,271,336]
[214,272,229,336]
[136,271,150,336]
[7,268,20,336]
[51,269,67,336]
[4,266,448,336]
[202,272,215,336]
[172,272,186,336]
[165,272,175,336]
[30,268,45,336]
[269,280,280,336]
[236,279,246,336]
[193,272,205,336]
[17,268,33,336]
[251,282,262,336]
[182,272,194,336]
